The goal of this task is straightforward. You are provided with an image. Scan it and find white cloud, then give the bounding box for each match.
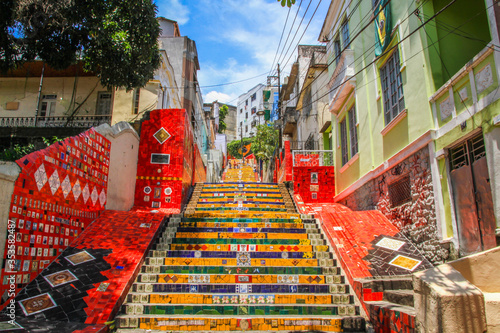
[204,91,237,104]
[156,0,190,25]
[164,0,331,104]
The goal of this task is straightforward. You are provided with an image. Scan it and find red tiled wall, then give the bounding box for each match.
[293,166,335,203]
[193,143,207,184]
[134,109,203,210]
[277,141,293,183]
[293,153,320,167]
[0,129,110,309]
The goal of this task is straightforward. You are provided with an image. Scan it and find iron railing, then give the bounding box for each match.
[0,115,111,128]
[292,150,334,167]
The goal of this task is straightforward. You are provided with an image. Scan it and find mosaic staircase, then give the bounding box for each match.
[116,166,366,332]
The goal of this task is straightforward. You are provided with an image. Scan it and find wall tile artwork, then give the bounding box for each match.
[293,166,335,203]
[134,109,206,212]
[0,129,110,310]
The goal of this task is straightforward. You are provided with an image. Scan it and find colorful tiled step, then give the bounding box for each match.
[140,265,342,275]
[116,165,365,332]
[132,283,348,294]
[127,293,351,305]
[118,315,365,331]
[125,304,359,316]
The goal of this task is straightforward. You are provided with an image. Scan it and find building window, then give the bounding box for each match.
[240,108,243,113]
[251,93,257,101]
[246,113,248,119]
[348,106,358,157]
[340,118,348,166]
[334,38,341,65]
[341,20,350,49]
[251,107,256,114]
[39,94,57,117]
[380,48,405,125]
[245,100,248,106]
[133,88,140,114]
[96,92,112,115]
[388,175,411,206]
[245,125,248,132]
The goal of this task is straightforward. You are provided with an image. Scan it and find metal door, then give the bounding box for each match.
[450,133,496,256]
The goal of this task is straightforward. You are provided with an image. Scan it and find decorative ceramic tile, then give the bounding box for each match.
[65,250,95,266]
[375,237,405,251]
[19,293,57,316]
[91,187,98,206]
[48,170,61,195]
[72,179,81,201]
[97,282,110,292]
[34,164,48,191]
[99,189,106,206]
[389,255,422,271]
[82,184,90,203]
[153,127,171,144]
[43,269,78,287]
[60,175,71,199]
[236,252,251,266]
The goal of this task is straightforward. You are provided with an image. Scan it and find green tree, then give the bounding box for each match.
[0,0,160,90]
[218,104,228,134]
[251,124,278,165]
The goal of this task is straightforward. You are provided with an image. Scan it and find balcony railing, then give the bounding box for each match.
[329,49,355,113]
[289,140,319,151]
[0,115,112,128]
[292,150,334,167]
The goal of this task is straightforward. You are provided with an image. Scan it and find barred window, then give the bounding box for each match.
[380,48,405,125]
[388,175,411,206]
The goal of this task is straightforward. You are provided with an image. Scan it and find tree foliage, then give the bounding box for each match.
[218,104,228,134]
[278,0,296,7]
[251,124,278,164]
[0,0,161,90]
[227,137,254,159]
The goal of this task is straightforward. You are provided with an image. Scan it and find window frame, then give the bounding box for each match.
[380,48,405,126]
[348,106,358,158]
[341,19,350,49]
[340,117,349,166]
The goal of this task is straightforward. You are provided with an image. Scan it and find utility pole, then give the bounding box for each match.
[277,63,282,150]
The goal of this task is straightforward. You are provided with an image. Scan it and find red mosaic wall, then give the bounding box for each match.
[277,141,292,183]
[293,153,320,167]
[72,210,165,324]
[0,129,110,309]
[293,166,335,203]
[134,109,205,211]
[193,143,207,184]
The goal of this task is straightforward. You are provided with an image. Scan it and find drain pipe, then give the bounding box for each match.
[34,63,45,127]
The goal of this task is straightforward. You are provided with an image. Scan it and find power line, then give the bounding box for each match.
[295,0,470,114]
[269,5,292,76]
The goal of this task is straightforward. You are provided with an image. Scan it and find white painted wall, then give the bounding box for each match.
[95,122,140,211]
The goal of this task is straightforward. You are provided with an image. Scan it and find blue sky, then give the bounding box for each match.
[155,0,331,105]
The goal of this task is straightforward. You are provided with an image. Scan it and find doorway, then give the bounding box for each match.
[449,132,496,256]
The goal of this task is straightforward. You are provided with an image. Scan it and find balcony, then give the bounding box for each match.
[289,140,319,151]
[429,45,499,139]
[282,107,298,135]
[329,49,355,114]
[0,115,112,128]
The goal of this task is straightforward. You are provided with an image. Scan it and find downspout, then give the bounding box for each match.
[34,63,45,127]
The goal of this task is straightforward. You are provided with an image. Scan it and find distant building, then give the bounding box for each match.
[237,84,266,139]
